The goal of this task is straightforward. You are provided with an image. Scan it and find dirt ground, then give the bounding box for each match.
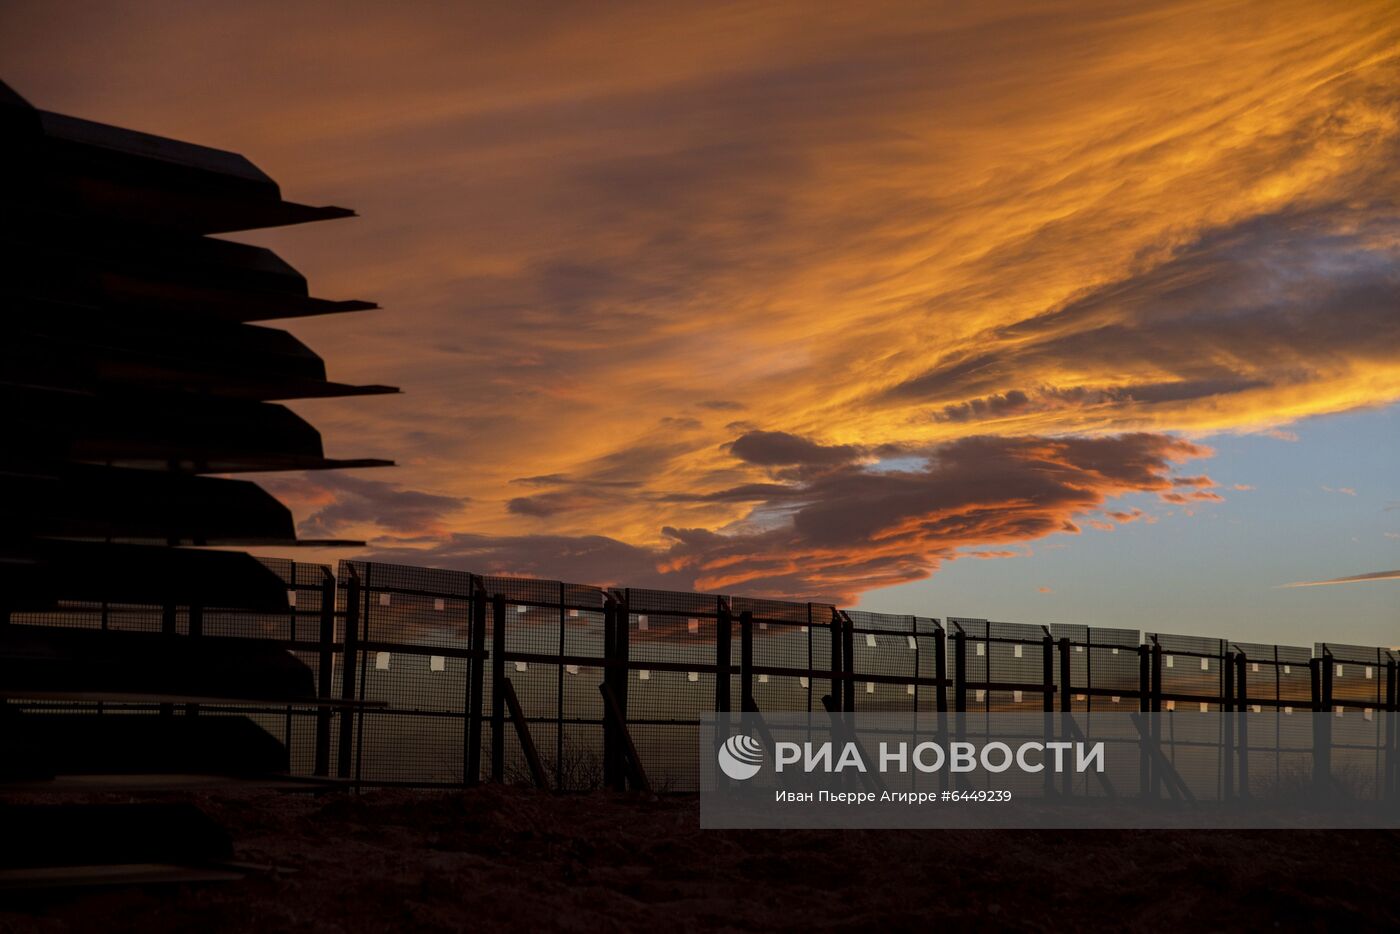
[3,785,1399,932]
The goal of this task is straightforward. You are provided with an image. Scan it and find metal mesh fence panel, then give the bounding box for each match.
[1319,643,1390,709]
[749,620,815,712]
[1081,626,1141,710]
[849,613,922,713]
[339,560,475,786]
[355,711,467,785]
[11,557,1395,797]
[1150,632,1226,710]
[1233,641,1310,710]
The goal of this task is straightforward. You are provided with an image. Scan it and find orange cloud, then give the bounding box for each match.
[7,1,1397,598]
[356,433,1209,603]
[1282,570,1400,588]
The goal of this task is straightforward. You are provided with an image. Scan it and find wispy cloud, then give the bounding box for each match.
[259,474,468,540]
[1282,570,1400,588]
[9,1,1398,599]
[363,432,1209,603]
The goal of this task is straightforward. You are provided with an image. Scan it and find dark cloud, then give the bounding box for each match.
[506,492,583,518]
[883,352,1005,405]
[259,474,467,539]
[364,533,675,591]
[657,482,798,505]
[927,380,1269,423]
[373,432,1208,604]
[727,430,866,467]
[568,440,694,487]
[511,474,571,488]
[884,203,1400,427]
[933,390,1032,423]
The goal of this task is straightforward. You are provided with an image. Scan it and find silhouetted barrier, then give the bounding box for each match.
[0,78,393,885]
[4,557,1397,797]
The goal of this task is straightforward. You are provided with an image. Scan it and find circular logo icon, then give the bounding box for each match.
[717,734,764,780]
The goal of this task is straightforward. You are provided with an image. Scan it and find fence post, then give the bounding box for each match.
[740,610,755,712]
[932,622,948,791]
[1138,644,1150,798]
[953,626,967,714]
[1058,636,1073,797]
[1150,640,1163,712]
[465,579,486,786]
[830,609,844,712]
[934,624,948,714]
[909,616,919,712]
[952,625,969,790]
[555,583,565,791]
[601,592,631,792]
[1317,649,1334,799]
[1383,660,1394,800]
[1223,650,1235,801]
[1150,640,1163,800]
[615,590,631,789]
[1137,645,1150,712]
[1322,650,1334,712]
[313,570,334,777]
[1310,656,1323,797]
[1223,650,1235,713]
[1058,638,1072,713]
[1041,634,1055,713]
[1387,659,1398,799]
[598,681,651,795]
[352,565,374,786]
[715,599,734,791]
[1041,633,1054,798]
[842,612,856,713]
[491,593,505,783]
[337,567,360,780]
[602,595,618,790]
[1235,651,1249,800]
[715,599,731,713]
[804,604,817,712]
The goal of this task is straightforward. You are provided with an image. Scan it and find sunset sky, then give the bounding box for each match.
[5,0,1397,646]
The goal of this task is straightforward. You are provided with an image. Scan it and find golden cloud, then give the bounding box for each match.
[8,0,1397,597]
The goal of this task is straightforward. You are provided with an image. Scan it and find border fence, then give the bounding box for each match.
[7,557,1398,799]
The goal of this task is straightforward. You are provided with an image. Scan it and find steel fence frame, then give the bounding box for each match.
[4,557,1396,798]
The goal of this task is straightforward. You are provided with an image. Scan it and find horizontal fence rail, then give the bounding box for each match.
[3,557,1396,799]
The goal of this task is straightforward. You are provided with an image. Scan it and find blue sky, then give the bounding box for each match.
[861,404,1400,648]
